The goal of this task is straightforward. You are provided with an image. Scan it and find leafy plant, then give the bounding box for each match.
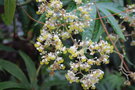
[97,71,125,90]
[0,51,38,90]
[0,0,135,90]
[83,1,126,41]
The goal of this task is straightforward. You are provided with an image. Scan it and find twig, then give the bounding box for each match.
[20,4,132,26]
[36,64,42,76]
[20,7,45,25]
[95,2,130,72]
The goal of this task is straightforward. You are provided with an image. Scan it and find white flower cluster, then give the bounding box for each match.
[35,0,114,89]
[65,40,113,89]
[80,69,104,89]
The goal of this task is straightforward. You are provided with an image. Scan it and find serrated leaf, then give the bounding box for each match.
[0,81,24,90]
[19,51,37,88]
[0,59,29,88]
[98,7,125,40]
[2,0,16,25]
[92,18,103,42]
[97,2,125,16]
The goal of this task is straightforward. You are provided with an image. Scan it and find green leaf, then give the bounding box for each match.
[82,5,97,40]
[0,44,15,52]
[40,71,68,90]
[19,51,37,88]
[98,7,125,40]
[92,24,103,42]
[97,2,125,16]
[61,0,72,6]
[66,1,76,12]
[0,0,4,5]
[1,0,16,25]
[92,16,103,42]
[34,13,46,26]
[97,71,125,90]
[0,81,24,90]
[0,59,29,88]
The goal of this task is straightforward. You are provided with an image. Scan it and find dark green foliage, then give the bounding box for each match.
[0,0,135,90]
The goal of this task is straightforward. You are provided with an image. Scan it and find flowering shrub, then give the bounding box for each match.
[1,0,135,90]
[35,0,114,89]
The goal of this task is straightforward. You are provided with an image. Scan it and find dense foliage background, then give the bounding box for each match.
[0,0,135,90]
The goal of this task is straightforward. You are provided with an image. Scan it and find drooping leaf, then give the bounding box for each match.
[98,7,125,40]
[92,17,104,42]
[97,2,125,16]
[0,59,29,88]
[1,0,16,25]
[0,44,15,52]
[19,51,37,88]
[0,81,24,90]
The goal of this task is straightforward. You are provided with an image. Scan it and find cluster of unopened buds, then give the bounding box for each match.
[35,0,114,89]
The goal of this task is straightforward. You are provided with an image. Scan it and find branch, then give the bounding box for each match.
[95,3,130,72]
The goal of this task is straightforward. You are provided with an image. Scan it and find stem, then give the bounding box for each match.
[36,64,42,76]
[95,2,130,72]
[21,7,45,24]
[13,17,17,38]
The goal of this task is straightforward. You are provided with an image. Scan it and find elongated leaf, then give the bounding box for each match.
[19,51,37,88]
[93,25,103,42]
[82,5,97,40]
[98,7,125,40]
[92,17,103,42]
[2,0,16,25]
[0,59,29,88]
[0,81,24,90]
[0,44,15,52]
[34,13,46,26]
[97,3,125,16]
